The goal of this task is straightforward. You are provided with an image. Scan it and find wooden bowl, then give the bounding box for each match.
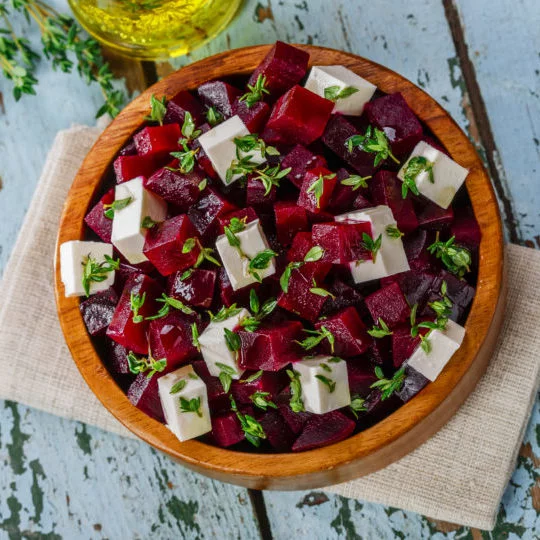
[54,45,505,490]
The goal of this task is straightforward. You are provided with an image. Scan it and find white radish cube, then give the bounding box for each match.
[60,240,114,297]
[157,365,211,442]
[198,308,250,378]
[304,65,377,116]
[294,356,351,414]
[407,320,466,381]
[336,205,410,283]
[215,219,276,290]
[197,115,266,185]
[111,176,167,264]
[397,141,468,209]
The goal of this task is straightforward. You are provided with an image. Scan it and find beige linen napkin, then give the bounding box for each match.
[0,126,539,530]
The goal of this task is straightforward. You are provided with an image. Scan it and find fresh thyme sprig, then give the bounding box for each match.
[315,374,336,393]
[309,279,335,298]
[286,369,305,412]
[179,396,203,417]
[349,395,368,419]
[130,292,146,323]
[250,164,291,196]
[145,95,167,125]
[145,293,195,321]
[385,225,404,239]
[239,289,277,332]
[215,362,236,393]
[306,172,336,208]
[239,74,270,108]
[324,85,359,102]
[401,156,435,198]
[230,396,266,447]
[205,106,223,126]
[361,232,383,262]
[81,254,119,297]
[298,326,335,353]
[346,126,399,167]
[250,391,277,411]
[428,233,472,278]
[279,246,325,293]
[340,174,371,191]
[209,303,243,322]
[368,318,393,338]
[103,196,132,220]
[370,366,406,400]
[127,351,166,379]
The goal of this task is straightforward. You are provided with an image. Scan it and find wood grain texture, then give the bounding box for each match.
[54,44,505,490]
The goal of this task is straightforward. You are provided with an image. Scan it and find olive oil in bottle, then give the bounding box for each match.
[68,0,243,60]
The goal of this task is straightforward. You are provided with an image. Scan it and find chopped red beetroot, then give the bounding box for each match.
[148,312,200,370]
[143,215,201,276]
[417,200,454,230]
[292,411,355,452]
[113,261,149,296]
[395,366,429,403]
[113,154,162,184]
[119,141,137,156]
[450,211,481,249]
[211,412,245,447]
[238,320,303,371]
[231,370,288,405]
[107,274,162,354]
[392,324,421,368]
[311,221,372,263]
[192,360,229,411]
[188,188,237,239]
[315,307,370,357]
[248,41,309,98]
[321,279,367,318]
[347,363,378,396]
[197,80,242,117]
[365,282,411,328]
[287,232,315,262]
[79,288,118,337]
[105,340,130,375]
[353,192,374,211]
[322,115,377,177]
[381,269,439,310]
[402,229,435,271]
[167,268,217,308]
[371,170,419,233]
[274,202,309,246]
[217,207,258,233]
[364,93,423,157]
[328,168,365,214]
[276,388,315,434]
[127,374,164,422]
[133,124,181,158]
[84,188,115,243]
[259,410,296,451]
[246,175,276,206]
[143,162,205,211]
[367,335,390,365]
[233,99,271,132]
[281,145,328,189]
[163,90,205,125]
[218,267,258,307]
[262,86,334,146]
[297,167,338,213]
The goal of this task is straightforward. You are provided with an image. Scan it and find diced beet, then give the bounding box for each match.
[113,262,148,295]
[392,324,421,368]
[107,274,163,354]
[281,145,328,189]
[287,232,314,262]
[127,374,164,422]
[276,389,315,434]
[403,229,434,271]
[262,86,334,146]
[312,221,371,263]
[233,99,271,132]
[328,168,366,214]
[211,412,245,447]
[105,341,130,374]
[396,366,429,403]
[84,188,114,243]
[113,154,161,184]
[278,263,332,322]
[192,360,229,410]
[218,267,257,307]
[321,279,366,317]
[367,336,391,365]
[167,268,216,308]
[80,288,118,336]
[357,390,402,427]
[297,167,338,213]
[347,363,378,396]
[322,115,376,177]
[144,163,205,211]
[143,215,200,276]
[450,212,481,249]
[119,141,137,156]
[292,411,355,452]
[246,175,276,206]
[248,41,309,97]
[381,269,439,310]
[365,282,410,328]
[231,371,287,405]
[274,202,308,245]
[417,201,454,230]
[188,188,237,239]
[259,410,296,451]
[364,93,423,157]
[148,312,200,370]
[371,170,419,233]
[353,192,374,210]
[315,307,370,357]
[133,124,181,158]
[217,207,258,233]
[197,80,242,117]
[238,321,303,371]
[163,90,205,125]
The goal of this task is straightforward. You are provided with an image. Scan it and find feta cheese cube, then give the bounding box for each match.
[197,115,266,185]
[157,365,211,442]
[215,219,276,290]
[198,308,250,378]
[407,320,466,381]
[304,65,377,116]
[60,240,114,297]
[397,141,468,209]
[111,176,167,264]
[336,205,410,283]
[294,356,351,414]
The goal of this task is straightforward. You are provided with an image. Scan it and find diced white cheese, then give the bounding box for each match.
[157,365,212,442]
[304,65,377,116]
[111,176,167,264]
[294,356,351,414]
[215,219,276,290]
[197,115,266,185]
[336,205,410,283]
[407,320,466,381]
[198,308,250,379]
[397,141,468,209]
[60,240,114,297]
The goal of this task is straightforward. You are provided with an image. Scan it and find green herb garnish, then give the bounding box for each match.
[169,379,187,394]
[349,395,368,419]
[340,174,371,191]
[324,85,359,102]
[127,351,166,378]
[81,254,119,297]
[215,362,236,393]
[145,95,167,125]
[240,290,277,332]
[141,216,159,229]
[361,232,383,262]
[247,249,277,282]
[385,225,404,239]
[370,366,406,400]
[210,304,243,322]
[191,323,200,351]
[205,106,223,126]
[250,391,277,411]
[103,196,132,219]
[306,172,336,208]
[367,318,393,338]
[315,374,336,393]
[401,156,434,198]
[230,396,266,447]
[240,370,264,384]
[286,369,305,413]
[223,328,241,352]
[179,396,203,417]
[145,293,195,320]
[169,140,199,174]
[130,292,146,323]
[239,74,270,108]
[298,326,335,353]
[346,126,399,167]
[427,233,471,278]
[251,165,291,196]
[279,247,325,293]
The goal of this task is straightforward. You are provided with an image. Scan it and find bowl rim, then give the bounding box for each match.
[54,44,505,489]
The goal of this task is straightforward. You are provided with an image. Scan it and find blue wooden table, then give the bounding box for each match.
[0,0,539,537]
